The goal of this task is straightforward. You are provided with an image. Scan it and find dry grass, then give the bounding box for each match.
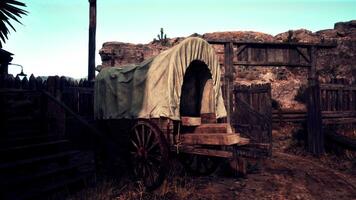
[67,159,197,200]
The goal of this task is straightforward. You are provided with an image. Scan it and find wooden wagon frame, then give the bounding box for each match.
[94,38,251,189]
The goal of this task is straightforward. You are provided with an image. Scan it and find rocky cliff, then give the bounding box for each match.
[99,20,356,110]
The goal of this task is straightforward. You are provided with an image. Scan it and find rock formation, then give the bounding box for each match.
[99,20,356,110]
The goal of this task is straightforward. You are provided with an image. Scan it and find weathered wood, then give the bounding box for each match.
[325,131,356,151]
[88,0,96,81]
[181,117,201,126]
[307,46,324,156]
[179,133,249,146]
[232,83,272,157]
[207,39,337,48]
[295,46,310,63]
[224,42,234,123]
[234,61,311,67]
[323,118,356,124]
[183,123,232,134]
[236,45,247,56]
[177,146,233,158]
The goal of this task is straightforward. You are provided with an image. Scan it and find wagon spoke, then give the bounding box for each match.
[145,164,156,185]
[147,141,159,152]
[129,120,167,190]
[131,140,139,150]
[141,125,146,147]
[135,129,142,146]
[145,129,152,148]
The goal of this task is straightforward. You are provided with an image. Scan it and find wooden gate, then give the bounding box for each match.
[231,83,272,157]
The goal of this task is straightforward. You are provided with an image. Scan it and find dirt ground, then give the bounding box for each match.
[68,125,356,200]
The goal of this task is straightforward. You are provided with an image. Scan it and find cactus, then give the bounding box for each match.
[156,28,169,46]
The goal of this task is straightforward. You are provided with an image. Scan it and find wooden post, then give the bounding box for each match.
[307,46,324,156]
[88,0,96,81]
[46,76,66,137]
[224,42,234,123]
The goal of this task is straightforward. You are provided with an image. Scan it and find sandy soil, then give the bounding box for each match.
[69,126,356,200]
[188,151,356,200]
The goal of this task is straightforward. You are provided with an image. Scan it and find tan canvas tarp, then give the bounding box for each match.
[94,37,227,120]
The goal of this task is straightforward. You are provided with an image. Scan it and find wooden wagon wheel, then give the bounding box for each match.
[129,120,168,190]
[179,153,220,175]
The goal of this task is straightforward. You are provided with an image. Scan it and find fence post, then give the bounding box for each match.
[46,76,66,137]
[307,46,324,156]
[224,42,234,123]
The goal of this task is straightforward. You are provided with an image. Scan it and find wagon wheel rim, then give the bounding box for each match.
[129,121,167,190]
[180,153,220,175]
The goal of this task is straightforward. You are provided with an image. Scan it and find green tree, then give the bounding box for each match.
[0,0,28,48]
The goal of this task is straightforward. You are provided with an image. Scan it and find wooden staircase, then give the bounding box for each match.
[0,91,95,200]
[180,118,249,146]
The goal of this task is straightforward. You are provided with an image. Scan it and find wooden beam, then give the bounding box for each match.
[179,133,249,146]
[224,42,234,123]
[88,0,96,81]
[181,117,201,126]
[177,146,233,158]
[236,45,247,56]
[307,46,324,156]
[208,39,337,48]
[234,61,311,67]
[295,47,311,63]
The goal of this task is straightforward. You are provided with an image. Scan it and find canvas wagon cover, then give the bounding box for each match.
[94,37,227,120]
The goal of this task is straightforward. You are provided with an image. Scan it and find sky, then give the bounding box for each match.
[3,0,356,78]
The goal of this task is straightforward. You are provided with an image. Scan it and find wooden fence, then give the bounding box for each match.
[0,74,95,141]
[230,83,272,157]
[0,74,94,117]
[270,80,356,151]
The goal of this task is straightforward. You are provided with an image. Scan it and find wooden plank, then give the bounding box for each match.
[307,46,324,156]
[224,42,234,123]
[322,111,356,118]
[295,47,311,63]
[234,61,311,67]
[207,39,337,48]
[177,146,233,158]
[181,117,201,126]
[88,0,96,81]
[180,133,249,146]
[236,45,247,56]
[322,118,356,124]
[320,84,356,90]
[189,123,232,134]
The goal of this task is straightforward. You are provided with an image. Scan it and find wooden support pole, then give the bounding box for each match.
[307,46,324,156]
[224,42,234,123]
[88,0,96,81]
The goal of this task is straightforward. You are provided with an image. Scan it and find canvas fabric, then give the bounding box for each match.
[94,37,227,120]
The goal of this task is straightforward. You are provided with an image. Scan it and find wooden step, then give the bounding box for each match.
[179,133,249,145]
[4,172,91,200]
[0,151,79,171]
[181,117,201,126]
[1,161,86,187]
[182,123,233,134]
[0,135,59,148]
[0,140,71,162]
[4,128,43,138]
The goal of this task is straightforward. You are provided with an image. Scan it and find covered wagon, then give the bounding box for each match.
[94,37,249,189]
